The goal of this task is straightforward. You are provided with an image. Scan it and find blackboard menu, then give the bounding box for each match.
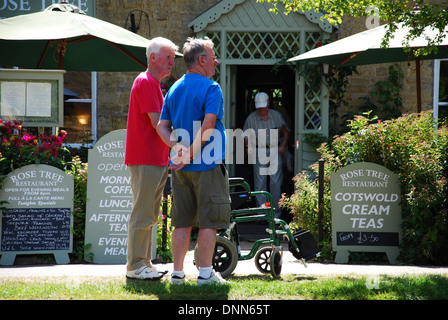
[1,208,71,252]
[0,164,74,265]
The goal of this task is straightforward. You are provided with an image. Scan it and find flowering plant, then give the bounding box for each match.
[0,119,70,175]
[160,75,178,96]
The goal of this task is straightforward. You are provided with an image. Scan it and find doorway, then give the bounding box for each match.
[231,64,296,221]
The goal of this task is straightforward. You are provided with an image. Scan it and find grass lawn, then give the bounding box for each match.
[1,273,447,300]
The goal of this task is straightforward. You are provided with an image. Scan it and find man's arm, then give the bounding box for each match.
[147,112,160,129]
[279,126,289,154]
[158,114,218,170]
[189,113,217,160]
[156,118,177,149]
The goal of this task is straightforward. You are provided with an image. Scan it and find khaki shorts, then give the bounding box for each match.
[171,163,231,229]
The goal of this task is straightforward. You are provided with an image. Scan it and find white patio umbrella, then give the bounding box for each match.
[289,22,448,112]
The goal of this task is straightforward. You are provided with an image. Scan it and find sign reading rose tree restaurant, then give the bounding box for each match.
[0,164,74,265]
[331,162,401,264]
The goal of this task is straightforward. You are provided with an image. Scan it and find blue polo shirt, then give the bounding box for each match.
[160,73,226,171]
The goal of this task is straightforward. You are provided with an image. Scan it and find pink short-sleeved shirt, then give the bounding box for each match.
[124,72,169,166]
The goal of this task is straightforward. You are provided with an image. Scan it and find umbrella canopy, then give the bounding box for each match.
[288,22,448,112]
[289,22,448,66]
[0,3,155,71]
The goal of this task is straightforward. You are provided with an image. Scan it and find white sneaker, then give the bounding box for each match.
[126,266,163,280]
[197,270,227,286]
[171,274,188,285]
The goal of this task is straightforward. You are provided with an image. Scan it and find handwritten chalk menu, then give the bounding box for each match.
[331,162,401,264]
[2,208,71,251]
[84,130,156,264]
[0,164,74,265]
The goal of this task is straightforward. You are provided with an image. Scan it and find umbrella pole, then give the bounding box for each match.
[416,57,422,113]
[38,41,52,68]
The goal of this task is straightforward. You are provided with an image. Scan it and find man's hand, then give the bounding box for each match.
[169,143,190,171]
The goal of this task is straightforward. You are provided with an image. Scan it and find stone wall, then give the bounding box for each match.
[95,0,220,138]
[93,1,437,139]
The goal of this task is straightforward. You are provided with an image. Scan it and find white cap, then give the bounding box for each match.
[255,92,269,109]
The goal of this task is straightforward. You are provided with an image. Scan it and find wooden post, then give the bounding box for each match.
[318,158,324,247]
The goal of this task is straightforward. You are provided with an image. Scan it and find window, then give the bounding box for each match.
[433,60,448,126]
[61,71,96,146]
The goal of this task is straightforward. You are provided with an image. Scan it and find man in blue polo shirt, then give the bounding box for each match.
[157,37,230,286]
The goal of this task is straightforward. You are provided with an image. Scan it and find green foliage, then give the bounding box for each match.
[359,64,404,120]
[282,112,448,264]
[326,65,358,136]
[157,195,173,262]
[65,156,91,262]
[257,0,448,56]
[328,112,448,264]
[304,132,330,150]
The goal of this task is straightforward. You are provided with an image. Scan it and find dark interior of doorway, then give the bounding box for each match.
[233,64,295,229]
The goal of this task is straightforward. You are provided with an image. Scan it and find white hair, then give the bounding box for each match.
[146,37,179,57]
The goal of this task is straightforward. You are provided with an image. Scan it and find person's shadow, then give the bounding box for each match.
[124,278,231,300]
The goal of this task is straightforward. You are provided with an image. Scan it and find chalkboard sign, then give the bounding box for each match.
[1,208,71,252]
[336,232,399,247]
[0,164,74,265]
[331,162,402,264]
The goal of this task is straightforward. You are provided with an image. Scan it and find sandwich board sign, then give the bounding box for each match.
[331,162,401,264]
[0,164,74,265]
[84,129,156,264]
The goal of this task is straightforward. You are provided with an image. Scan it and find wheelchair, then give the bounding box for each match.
[194,177,320,278]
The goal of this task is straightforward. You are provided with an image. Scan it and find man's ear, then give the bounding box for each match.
[198,55,206,66]
[149,52,157,63]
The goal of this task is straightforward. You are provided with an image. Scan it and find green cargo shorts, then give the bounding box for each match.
[171,163,231,229]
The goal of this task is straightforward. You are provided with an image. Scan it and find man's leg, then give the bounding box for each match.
[126,165,167,280]
[172,226,192,272]
[197,228,217,268]
[195,164,230,284]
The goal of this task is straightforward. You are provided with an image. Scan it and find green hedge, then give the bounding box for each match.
[281,112,448,264]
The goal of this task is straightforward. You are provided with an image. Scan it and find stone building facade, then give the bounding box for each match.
[91,0,439,138]
[94,0,220,137]
[1,0,443,177]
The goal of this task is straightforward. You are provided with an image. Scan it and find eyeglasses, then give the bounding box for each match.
[201,54,218,61]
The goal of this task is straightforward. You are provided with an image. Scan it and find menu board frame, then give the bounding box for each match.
[0,69,65,127]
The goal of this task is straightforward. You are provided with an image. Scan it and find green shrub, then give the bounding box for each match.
[157,195,173,262]
[65,156,90,262]
[282,112,448,264]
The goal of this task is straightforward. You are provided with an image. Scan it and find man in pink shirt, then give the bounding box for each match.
[124,37,178,280]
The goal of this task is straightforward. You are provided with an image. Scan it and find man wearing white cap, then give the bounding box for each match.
[243,91,290,218]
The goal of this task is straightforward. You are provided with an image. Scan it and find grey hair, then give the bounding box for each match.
[182,37,214,69]
[146,37,179,58]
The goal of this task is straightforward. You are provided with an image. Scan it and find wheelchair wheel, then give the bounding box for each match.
[194,236,238,279]
[269,246,283,279]
[254,247,272,274]
[255,246,283,278]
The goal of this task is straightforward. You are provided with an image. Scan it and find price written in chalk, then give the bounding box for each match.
[336,231,399,246]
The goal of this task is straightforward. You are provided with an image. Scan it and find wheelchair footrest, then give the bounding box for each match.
[288,229,321,261]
